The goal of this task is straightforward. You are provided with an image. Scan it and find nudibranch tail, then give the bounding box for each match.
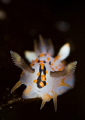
[10,51,34,73]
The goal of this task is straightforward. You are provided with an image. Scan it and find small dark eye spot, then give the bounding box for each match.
[49,61,51,65]
[44,54,47,56]
[38,60,40,63]
[44,61,46,63]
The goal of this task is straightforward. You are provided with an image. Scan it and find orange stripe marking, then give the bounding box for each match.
[51,67,55,71]
[40,63,44,69]
[20,71,24,77]
[53,55,60,62]
[58,66,65,71]
[41,74,46,81]
[40,60,44,63]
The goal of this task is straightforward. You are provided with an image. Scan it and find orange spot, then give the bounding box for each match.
[41,74,46,81]
[32,60,35,63]
[39,82,44,87]
[31,83,33,85]
[61,78,65,83]
[48,95,51,99]
[35,58,38,63]
[20,71,24,77]
[58,66,65,71]
[40,63,44,69]
[55,66,57,69]
[37,72,40,76]
[46,83,47,85]
[53,55,60,62]
[40,53,45,57]
[47,53,51,56]
[58,64,61,66]
[30,60,35,67]
[51,63,53,66]
[52,85,54,87]
[51,91,53,93]
[47,57,50,61]
[47,94,51,101]
[33,79,37,83]
[46,70,48,74]
[30,63,33,67]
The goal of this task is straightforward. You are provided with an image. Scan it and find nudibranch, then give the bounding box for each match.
[10,35,77,111]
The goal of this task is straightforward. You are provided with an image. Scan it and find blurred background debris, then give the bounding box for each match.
[1,0,11,4]
[55,21,70,32]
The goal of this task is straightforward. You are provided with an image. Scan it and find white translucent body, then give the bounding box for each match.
[21,54,74,100]
[11,40,76,111]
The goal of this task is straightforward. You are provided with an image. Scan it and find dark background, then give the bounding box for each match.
[0,0,85,120]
